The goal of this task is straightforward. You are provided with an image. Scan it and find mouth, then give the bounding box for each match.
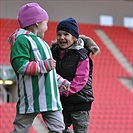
[59,41,67,46]
[60,40,67,44]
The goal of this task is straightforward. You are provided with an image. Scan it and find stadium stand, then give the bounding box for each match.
[0,103,37,133]
[0,18,132,133]
[102,26,132,65]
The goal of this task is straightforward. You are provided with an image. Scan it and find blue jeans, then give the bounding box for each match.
[63,111,90,133]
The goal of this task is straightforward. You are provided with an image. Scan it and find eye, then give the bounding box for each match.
[64,33,69,36]
[57,33,61,36]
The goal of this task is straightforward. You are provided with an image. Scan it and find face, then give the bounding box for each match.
[37,20,48,38]
[56,30,76,49]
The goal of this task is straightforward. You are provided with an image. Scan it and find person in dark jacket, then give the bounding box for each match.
[51,18,100,133]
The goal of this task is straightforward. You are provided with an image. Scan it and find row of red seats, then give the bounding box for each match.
[0,103,37,133]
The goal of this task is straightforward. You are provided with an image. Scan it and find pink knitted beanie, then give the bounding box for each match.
[18,3,49,28]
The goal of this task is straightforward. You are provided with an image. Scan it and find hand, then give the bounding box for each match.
[62,85,70,92]
[48,58,56,70]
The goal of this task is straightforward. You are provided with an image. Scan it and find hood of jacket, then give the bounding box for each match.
[8,28,34,47]
[79,35,100,56]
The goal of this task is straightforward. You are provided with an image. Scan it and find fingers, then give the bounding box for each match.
[48,58,56,70]
[62,86,70,92]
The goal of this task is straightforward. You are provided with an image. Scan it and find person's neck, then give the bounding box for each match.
[25,26,37,35]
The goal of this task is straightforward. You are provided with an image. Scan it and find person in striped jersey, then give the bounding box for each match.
[8,3,70,133]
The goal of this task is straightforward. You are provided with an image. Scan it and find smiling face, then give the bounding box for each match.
[56,30,77,49]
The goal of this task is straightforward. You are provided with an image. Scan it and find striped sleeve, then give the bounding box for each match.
[57,74,71,92]
[18,59,51,75]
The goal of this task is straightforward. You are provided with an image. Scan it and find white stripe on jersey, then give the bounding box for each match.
[24,75,34,113]
[38,75,47,111]
[18,74,26,114]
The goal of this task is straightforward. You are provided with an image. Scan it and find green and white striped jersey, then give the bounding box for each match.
[10,31,62,114]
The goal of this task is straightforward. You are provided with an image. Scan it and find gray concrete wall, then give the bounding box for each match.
[0,0,132,26]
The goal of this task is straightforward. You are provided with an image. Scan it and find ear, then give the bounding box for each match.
[73,36,78,41]
[36,22,40,27]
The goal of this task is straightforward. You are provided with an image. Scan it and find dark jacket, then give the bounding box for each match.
[52,37,97,111]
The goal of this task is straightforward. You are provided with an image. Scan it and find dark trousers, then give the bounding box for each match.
[63,110,90,133]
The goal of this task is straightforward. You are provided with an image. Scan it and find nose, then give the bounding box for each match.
[60,34,65,39]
